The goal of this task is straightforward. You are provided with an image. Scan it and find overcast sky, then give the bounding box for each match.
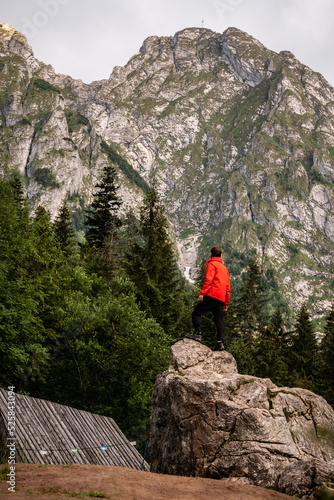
[1,0,333,85]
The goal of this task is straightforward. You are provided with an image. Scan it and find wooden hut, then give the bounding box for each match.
[0,388,148,469]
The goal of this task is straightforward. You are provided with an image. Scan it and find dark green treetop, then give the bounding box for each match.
[319,304,334,404]
[290,303,320,389]
[85,163,121,249]
[54,199,76,255]
[125,187,184,336]
[235,257,268,338]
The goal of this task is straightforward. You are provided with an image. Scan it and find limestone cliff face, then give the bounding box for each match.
[0,22,334,316]
[149,340,334,499]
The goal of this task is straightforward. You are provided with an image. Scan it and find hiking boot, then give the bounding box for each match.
[185,332,202,343]
[213,341,225,351]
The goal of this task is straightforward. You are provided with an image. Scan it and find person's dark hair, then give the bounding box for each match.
[211,246,222,257]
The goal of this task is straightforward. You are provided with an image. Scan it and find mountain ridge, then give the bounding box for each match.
[0,22,333,319]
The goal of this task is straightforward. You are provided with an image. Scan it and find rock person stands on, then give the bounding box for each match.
[186,246,231,351]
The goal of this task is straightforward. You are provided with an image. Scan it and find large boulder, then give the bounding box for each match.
[149,339,334,499]
[275,459,334,499]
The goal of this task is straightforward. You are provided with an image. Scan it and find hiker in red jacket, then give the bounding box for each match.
[186,246,231,351]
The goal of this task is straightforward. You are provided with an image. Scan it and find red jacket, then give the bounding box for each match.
[200,257,231,304]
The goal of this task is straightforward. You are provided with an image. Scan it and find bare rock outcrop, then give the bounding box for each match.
[149,340,334,499]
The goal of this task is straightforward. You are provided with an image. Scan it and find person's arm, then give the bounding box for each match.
[199,263,215,299]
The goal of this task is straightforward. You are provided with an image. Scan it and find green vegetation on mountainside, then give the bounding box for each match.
[101,140,150,193]
[26,78,62,96]
[64,109,90,134]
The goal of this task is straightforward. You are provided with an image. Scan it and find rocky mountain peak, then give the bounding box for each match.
[220,26,276,86]
[0,22,17,36]
[0,22,33,57]
[131,27,223,79]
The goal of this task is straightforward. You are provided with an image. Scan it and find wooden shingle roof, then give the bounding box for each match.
[0,388,148,470]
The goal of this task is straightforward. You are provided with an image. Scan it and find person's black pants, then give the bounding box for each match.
[192,295,225,342]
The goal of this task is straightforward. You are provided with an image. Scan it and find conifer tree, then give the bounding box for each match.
[194,258,206,290]
[31,206,72,340]
[0,180,47,388]
[85,163,121,249]
[268,306,285,338]
[9,175,26,212]
[229,257,268,374]
[125,188,182,336]
[319,305,334,404]
[235,257,268,339]
[54,200,76,255]
[254,307,289,385]
[84,163,122,280]
[34,206,57,262]
[290,303,319,389]
[120,208,141,254]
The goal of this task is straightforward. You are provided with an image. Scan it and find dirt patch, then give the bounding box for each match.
[0,463,294,499]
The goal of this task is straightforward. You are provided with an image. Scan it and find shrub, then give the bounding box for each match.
[27,78,61,94]
[64,109,90,134]
[34,167,60,189]
[29,78,61,94]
